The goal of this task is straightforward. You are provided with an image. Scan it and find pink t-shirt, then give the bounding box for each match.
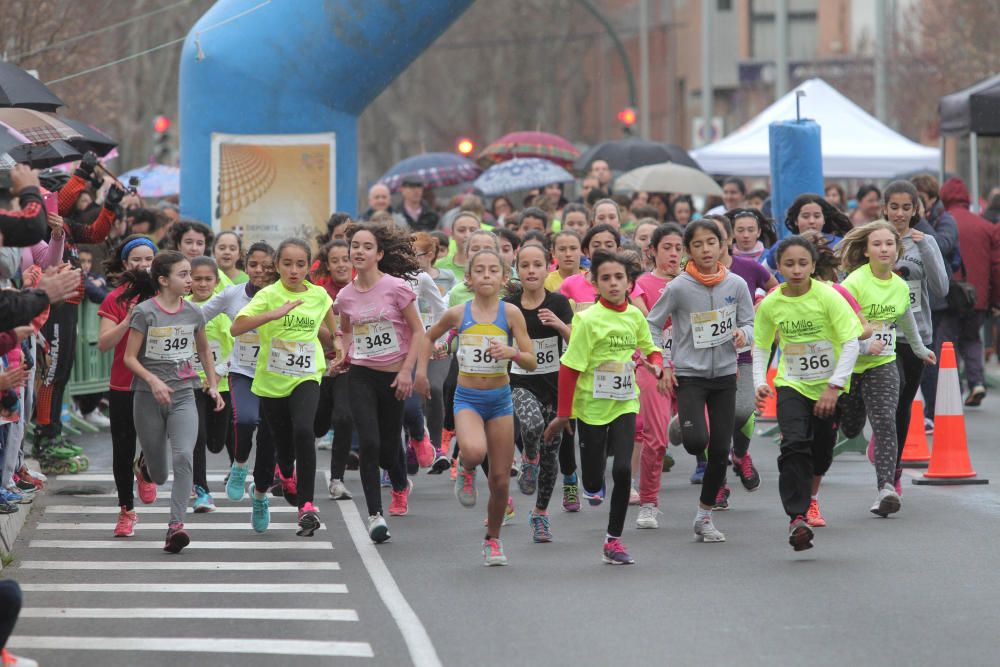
[635,272,670,312]
[831,282,862,314]
[559,272,644,309]
[333,274,417,368]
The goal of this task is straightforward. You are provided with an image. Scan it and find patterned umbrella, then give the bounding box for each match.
[574,137,701,173]
[379,152,481,192]
[477,131,580,169]
[60,117,117,158]
[0,108,82,144]
[119,164,180,198]
[473,157,574,197]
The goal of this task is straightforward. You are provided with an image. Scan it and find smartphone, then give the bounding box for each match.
[42,190,57,215]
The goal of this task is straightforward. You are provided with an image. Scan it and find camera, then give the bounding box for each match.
[128,176,140,195]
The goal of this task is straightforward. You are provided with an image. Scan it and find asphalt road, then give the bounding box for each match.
[6,388,1000,666]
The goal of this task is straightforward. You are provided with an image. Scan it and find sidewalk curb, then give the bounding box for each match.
[0,496,34,563]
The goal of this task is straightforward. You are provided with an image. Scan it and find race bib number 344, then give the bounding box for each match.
[593,361,636,401]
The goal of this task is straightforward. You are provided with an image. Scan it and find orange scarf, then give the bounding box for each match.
[685,261,728,287]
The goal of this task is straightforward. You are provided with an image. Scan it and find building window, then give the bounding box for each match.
[718,0,732,10]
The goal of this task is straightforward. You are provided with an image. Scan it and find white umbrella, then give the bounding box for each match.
[615,162,723,196]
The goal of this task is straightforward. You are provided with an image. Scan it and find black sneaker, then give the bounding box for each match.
[712,484,731,511]
[788,515,814,551]
[732,453,761,492]
[163,523,190,553]
[0,499,18,514]
[296,503,321,537]
[346,451,360,471]
[428,454,451,475]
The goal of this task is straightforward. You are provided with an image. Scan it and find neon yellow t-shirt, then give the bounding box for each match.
[436,252,466,283]
[559,302,659,426]
[544,269,584,293]
[188,295,234,393]
[237,281,332,398]
[754,280,863,400]
[842,263,910,373]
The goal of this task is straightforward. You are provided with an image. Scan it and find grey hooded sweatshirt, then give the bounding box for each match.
[647,269,754,379]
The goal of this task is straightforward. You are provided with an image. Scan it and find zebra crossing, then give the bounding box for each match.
[4,470,432,666]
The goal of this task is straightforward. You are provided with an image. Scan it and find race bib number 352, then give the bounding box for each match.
[871,321,896,356]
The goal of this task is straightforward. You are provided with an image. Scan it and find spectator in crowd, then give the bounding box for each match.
[578,175,600,205]
[982,192,1000,224]
[361,183,404,226]
[824,183,847,211]
[589,159,613,192]
[851,185,882,226]
[746,188,769,211]
[706,177,746,215]
[669,195,694,226]
[399,175,439,232]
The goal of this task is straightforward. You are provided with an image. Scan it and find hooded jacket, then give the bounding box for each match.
[939,177,1000,311]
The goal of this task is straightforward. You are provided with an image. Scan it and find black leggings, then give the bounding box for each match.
[36,301,78,438]
[895,342,924,460]
[348,365,408,516]
[776,387,838,519]
[193,390,232,491]
[676,374,737,507]
[578,413,635,538]
[559,425,577,477]
[0,579,22,650]
[314,374,354,480]
[109,389,137,510]
[261,381,319,508]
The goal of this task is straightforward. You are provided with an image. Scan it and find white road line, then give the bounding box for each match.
[63,492,233,499]
[336,498,442,667]
[20,560,340,571]
[20,607,358,621]
[36,522,307,531]
[20,583,348,594]
[6,637,373,658]
[29,539,331,550]
[53,473,234,482]
[44,505,296,514]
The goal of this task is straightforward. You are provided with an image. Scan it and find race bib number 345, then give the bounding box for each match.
[267,339,317,377]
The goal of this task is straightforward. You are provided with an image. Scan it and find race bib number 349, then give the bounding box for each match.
[146,325,195,362]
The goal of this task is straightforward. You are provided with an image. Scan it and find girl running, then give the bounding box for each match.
[634,223,683,528]
[763,195,852,272]
[436,213,482,282]
[333,224,424,543]
[199,242,277,532]
[187,256,234,513]
[632,218,660,272]
[560,224,648,315]
[506,242,573,542]
[168,220,213,262]
[97,235,157,537]
[728,208,776,264]
[416,248,536,565]
[882,182,948,485]
[232,239,338,537]
[646,220,754,544]
[123,251,225,553]
[213,230,248,287]
[837,221,935,517]
[560,203,591,240]
[753,236,863,550]
[544,230,584,293]
[543,250,662,564]
[311,239,356,500]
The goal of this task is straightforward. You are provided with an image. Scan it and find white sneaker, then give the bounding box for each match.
[694,515,726,542]
[367,513,390,543]
[83,410,111,428]
[1,652,39,667]
[636,503,660,529]
[870,483,901,517]
[328,478,352,500]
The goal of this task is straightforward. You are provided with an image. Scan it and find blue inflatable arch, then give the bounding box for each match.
[179,0,474,222]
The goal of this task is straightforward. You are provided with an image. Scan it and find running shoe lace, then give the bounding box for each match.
[114,511,132,534]
[300,502,317,515]
[564,483,578,502]
[462,470,475,495]
[605,539,626,556]
[484,537,502,557]
[738,455,754,479]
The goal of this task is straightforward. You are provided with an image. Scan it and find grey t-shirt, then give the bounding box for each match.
[129,298,206,393]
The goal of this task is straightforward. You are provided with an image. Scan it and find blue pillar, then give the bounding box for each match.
[769,120,823,237]
[179,0,474,222]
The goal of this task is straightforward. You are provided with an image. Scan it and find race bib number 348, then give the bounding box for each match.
[352,321,400,360]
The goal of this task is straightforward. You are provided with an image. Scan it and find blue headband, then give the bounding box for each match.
[120,238,157,261]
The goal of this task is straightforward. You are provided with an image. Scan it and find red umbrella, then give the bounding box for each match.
[477,131,580,169]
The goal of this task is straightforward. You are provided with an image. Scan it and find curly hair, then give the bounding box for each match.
[346,222,419,280]
[104,234,157,286]
[836,220,902,275]
[166,220,213,255]
[784,194,853,237]
[796,230,836,281]
[316,212,352,246]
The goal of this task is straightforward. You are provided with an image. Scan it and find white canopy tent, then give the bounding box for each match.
[691,79,940,178]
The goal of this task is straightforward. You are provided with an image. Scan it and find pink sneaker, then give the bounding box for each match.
[388,479,412,516]
[113,506,137,537]
[133,455,157,505]
[275,465,298,506]
[411,434,435,469]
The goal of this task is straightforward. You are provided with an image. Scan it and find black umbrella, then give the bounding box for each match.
[0,122,31,157]
[60,117,117,158]
[0,61,65,111]
[7,140,82,169]
[574,138,702,174]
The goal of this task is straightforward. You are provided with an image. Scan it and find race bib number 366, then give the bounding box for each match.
[784,340,834,381]
[266,339,317,377]
[146,325,195,362]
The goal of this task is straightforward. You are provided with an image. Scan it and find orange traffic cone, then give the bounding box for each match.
[760,367,778,421]
[913,343,988,486]
[899,387,931,468]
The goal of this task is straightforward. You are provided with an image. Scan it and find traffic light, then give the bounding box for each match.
[152,115,173,164]
[617,107,637,135]
[456,138,475,155]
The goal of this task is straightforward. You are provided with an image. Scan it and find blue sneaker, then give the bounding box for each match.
[582,482,605,507]
[690,461,707,484]
[226,462,249,502]
[380,470,392,488]
[251,490,270,533]
[0,487,29,505]
[192,485,216,513]
[529,512,552,543]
